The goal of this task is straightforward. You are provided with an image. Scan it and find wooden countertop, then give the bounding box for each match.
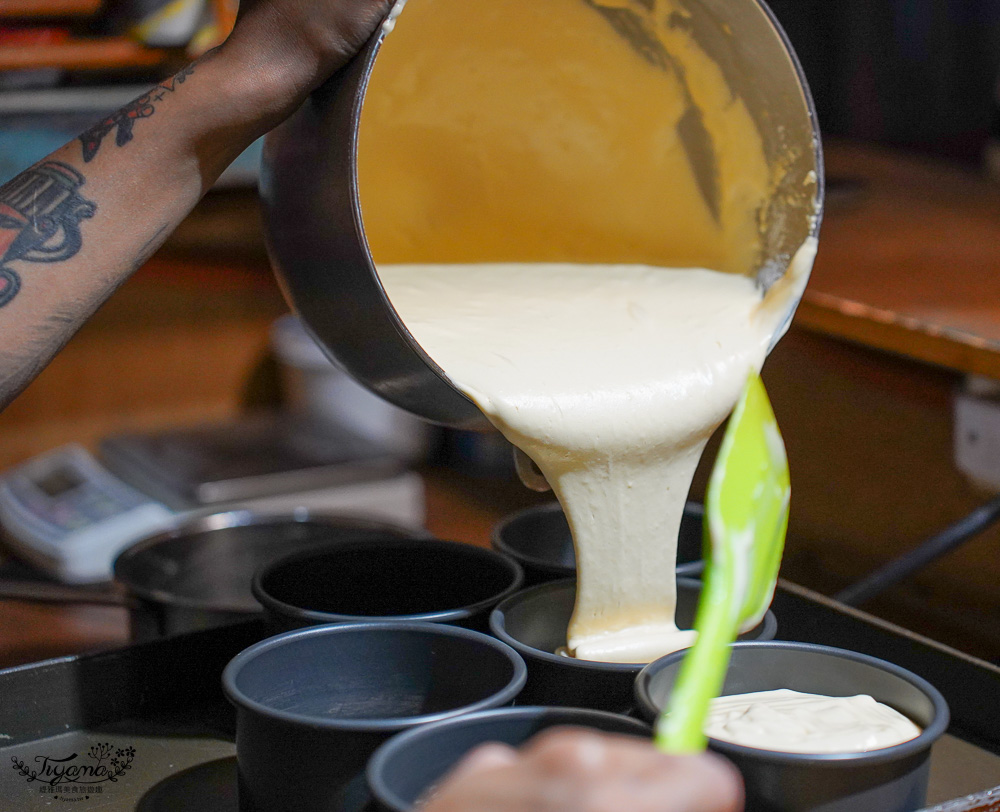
[799,141,1000,378]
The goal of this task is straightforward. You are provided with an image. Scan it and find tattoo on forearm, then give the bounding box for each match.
[78,62,197,162]
[0,161,97,307]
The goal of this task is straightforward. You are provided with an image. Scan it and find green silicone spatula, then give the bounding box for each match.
[655,370,790,754]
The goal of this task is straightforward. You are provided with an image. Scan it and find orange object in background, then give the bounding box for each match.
[0,26,71,46]
[210,0,236,36]
[0,36,168,72]
[0,0,102,18]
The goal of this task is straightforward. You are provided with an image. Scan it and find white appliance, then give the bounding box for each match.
[0,415,425,583]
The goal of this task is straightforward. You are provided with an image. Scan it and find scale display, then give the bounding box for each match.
[0,445,175,583]
[0,419,426,584]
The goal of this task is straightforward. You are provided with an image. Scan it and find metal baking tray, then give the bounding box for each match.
[0,620,261,810]
[773,581,1000,811]
[2,586,1000,811]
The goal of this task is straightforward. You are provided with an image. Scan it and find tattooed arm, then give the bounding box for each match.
[0,0,392,410]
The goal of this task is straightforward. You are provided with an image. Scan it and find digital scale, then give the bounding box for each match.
[0,415,425,583]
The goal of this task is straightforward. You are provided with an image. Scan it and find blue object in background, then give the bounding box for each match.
[0,87,262,186]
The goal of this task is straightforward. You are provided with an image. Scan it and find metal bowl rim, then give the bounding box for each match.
[221,620,528,731]
[112,508,429,613]
[250,538,524,624]
[633,640,951,765]
[490,500,706,575]
[367,705,651,812]
[334,0,826,419]
[489,576,757,671]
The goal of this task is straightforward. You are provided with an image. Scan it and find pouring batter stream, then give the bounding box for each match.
[379,250,813,663]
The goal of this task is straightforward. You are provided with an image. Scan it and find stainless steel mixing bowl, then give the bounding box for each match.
[260,0,824,429]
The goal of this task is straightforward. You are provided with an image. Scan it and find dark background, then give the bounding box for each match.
[767,0,1000,163]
